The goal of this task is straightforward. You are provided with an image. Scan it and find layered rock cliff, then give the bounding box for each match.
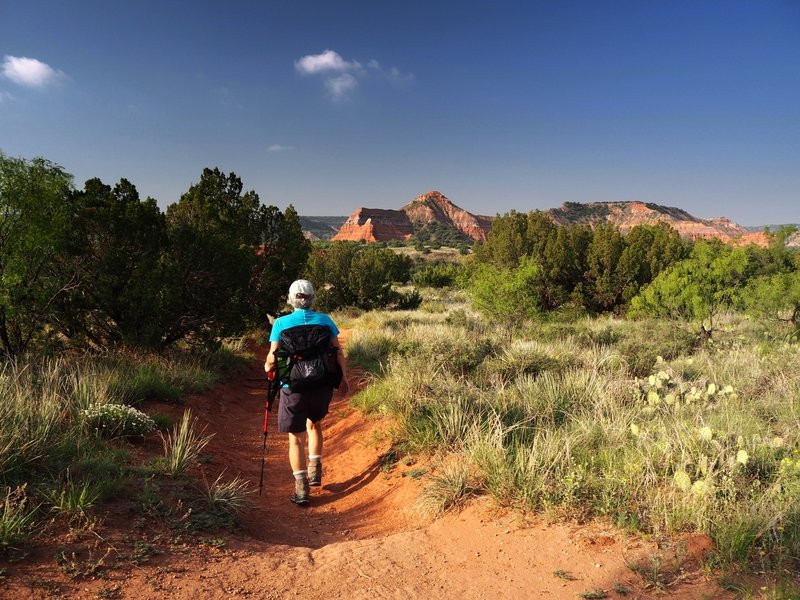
[332,192,493,243]
[331,208,414,242]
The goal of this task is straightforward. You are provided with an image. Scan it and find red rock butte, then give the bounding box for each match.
[332,191,493,243]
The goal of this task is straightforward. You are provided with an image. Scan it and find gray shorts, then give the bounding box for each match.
[277,386,334,433]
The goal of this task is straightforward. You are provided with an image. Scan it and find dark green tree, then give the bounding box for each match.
[163,168,305,346]
[55,177,169,346]
[250,204,310,322]
[585,223,627,311]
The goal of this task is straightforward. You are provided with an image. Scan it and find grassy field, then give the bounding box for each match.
[342,289,800,578]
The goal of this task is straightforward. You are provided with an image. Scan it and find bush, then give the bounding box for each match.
[81,404,157,438]
[411,262,463,288]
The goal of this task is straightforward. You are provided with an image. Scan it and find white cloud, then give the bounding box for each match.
[295,49,412,101]
[325,73,358,101]
[295,49,361,75]
[267,144,294,153]
[0,91,13,102]
[1,55,65,88]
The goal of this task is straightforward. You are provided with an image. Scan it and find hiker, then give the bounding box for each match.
[264,279,348,505]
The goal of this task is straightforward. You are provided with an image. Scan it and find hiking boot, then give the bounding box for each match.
[308,461,322,487]
[291,476,310,506]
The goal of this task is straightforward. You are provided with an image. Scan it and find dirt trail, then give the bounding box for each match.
[3,335,730,599]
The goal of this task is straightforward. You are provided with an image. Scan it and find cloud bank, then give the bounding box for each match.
[295,49,411,101]
[2,55,65,88]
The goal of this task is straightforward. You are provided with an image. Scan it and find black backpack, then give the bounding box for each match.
[275,324,343,392]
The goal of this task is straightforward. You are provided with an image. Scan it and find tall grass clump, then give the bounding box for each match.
[0,485,37,552]
[203,472,254,515]
[160,410,214,476]
[0,360,81,477]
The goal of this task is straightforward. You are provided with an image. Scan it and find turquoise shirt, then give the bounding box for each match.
[269,309,339,343]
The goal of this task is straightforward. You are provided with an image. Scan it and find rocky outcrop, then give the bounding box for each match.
[548,201,760,244]
[331,208,414,243]
[332,192,493,243]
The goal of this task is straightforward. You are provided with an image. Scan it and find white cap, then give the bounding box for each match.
[288,279,315,298]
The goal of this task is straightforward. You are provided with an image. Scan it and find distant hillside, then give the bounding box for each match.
[547,201,767,245]
[299,216,347,241]
[332,191,493,243]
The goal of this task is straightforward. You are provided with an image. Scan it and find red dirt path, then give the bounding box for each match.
[3,337,730,599]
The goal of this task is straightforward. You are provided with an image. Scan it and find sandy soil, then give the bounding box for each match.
[2,338,731,599]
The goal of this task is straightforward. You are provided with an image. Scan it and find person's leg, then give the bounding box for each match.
[288,431,307,472]
[307,419,323,456]
[307,420,323,486]
[288,431,310,505]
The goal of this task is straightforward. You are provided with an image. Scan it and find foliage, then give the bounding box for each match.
[468,256,543,327]
[0,156,309,353]
[43,476,103,519]
[742,271,800,332]
[55,178,169,347]
[0,152,75,356]
[347,305,800,571]
[163,168,307,346]
[629,240,753,337]
[614,319,698,376]
[417,458,477,518]
[81,404,157,438]
[473,210,689,315]
[203,472,254,515]
[411,261,464,288]
[411,221,474,248]
[306,241,414,311]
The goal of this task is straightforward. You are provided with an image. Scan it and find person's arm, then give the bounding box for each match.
[330,336,349,395]
[265,341,280,373]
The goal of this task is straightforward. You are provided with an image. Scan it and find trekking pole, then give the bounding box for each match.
[259,370,276,495]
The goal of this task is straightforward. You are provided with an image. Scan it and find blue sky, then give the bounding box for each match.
[1,1,798,224]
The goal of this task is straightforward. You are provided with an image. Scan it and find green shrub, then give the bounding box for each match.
[412,262,463,288]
